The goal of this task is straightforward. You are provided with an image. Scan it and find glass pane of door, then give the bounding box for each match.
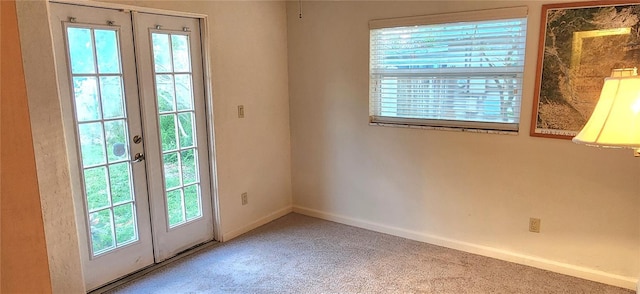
[151,32,203,228]
[67,26,139,256]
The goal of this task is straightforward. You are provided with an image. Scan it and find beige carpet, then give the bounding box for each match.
[108,213,633,293]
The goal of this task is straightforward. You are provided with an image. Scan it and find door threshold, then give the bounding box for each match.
[88,240,219,294]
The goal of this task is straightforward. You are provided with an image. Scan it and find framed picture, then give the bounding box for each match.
[530,0,640,139]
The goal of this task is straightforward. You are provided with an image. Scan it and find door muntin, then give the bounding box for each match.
[51,4,215,289]
[64,23,142,257]
[150,31,204,229]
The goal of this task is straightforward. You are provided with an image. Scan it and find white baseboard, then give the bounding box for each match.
[221,205,293,242]
[293,205,638,290]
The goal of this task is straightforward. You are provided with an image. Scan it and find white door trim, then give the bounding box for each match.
[48,0,221,289]
[51,0,221,243]
[50,0,206,19]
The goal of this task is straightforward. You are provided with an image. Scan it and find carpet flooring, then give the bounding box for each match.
[108,213,633,293]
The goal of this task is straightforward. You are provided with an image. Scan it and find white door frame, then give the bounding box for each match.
[49,0,222,289]
[51,0,221,243]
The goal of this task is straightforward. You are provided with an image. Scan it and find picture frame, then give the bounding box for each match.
[530,0,640,139]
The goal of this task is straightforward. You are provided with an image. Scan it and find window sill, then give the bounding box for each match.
[369,122,519,136]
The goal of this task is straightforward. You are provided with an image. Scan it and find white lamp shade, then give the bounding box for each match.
[572,69,640,149]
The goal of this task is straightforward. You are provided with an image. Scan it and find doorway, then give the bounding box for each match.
[50,2,216,290]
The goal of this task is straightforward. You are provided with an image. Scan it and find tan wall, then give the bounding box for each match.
[286,0,640,289]
[1,0,53,292]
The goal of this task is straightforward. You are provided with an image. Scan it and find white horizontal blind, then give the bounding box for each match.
[369,8,527,131]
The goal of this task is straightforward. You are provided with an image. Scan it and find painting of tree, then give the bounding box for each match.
[531,1,640,138]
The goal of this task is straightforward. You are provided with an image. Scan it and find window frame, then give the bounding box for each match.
[368,7,529,133]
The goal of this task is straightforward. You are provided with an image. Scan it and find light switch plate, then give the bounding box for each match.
[238,105,245,118]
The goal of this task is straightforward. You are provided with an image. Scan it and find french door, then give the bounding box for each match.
[50,3,214,291]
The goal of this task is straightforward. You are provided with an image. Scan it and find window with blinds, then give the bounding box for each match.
[369,7,528,132]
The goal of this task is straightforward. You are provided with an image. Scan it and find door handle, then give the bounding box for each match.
[132,152,145,163]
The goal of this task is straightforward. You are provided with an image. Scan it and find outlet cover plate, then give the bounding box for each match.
[529,218,541,233]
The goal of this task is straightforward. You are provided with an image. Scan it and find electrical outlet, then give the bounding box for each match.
[241,192,248,205]
[238,105,245,118]
[529,218,541,233]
